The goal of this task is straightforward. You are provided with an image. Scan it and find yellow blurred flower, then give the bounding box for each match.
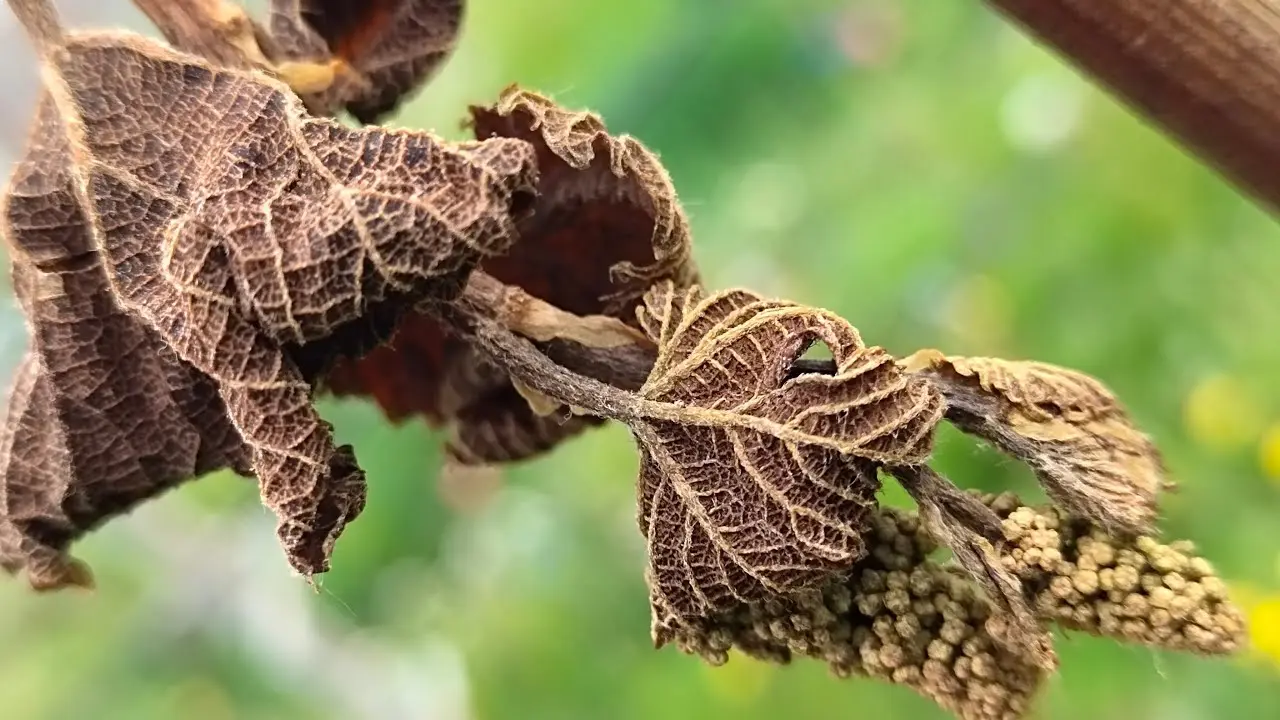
[1182,374,1265,453]
[1231,579,1280,670]
[1248,598,1280,667]
[1259,423,1280,482]
[943,273,1013,352]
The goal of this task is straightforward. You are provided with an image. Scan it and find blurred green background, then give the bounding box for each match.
[2,0,1280,718]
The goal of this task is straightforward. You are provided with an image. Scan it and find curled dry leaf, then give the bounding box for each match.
[265,0,463,123]
[489,281,649,350]
[631,282,942,643]
[2,16,537,579]
[0,95,250,590]
[326,86,697,465]
[904,350,1165,534]
[471,87,698,307]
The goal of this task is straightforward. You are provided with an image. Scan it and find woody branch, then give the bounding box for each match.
[985,0,1280,215]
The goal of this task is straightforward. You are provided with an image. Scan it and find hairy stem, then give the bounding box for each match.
[455,273,861,428]
[131,0,266,68]
[892,464,1005,546]
[451,273,647,421]
[457,273,840,393]
[5,0,64,55]
[986,0,1280,214]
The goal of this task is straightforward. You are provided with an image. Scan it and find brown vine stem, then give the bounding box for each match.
[5,0,64,54]
[986,0,1280,214]
[454,273,855,425]
[452,273,649,421]
[456,273,846,404]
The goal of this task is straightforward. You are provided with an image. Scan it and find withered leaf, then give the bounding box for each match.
[470,87,698,309]
[0,95,249,590]
[905,350,1165,534]
[266,0,463,123]
[435,343,580,464]
[8,22,536,578]
[630,282,943,643]
[325,87,697,465]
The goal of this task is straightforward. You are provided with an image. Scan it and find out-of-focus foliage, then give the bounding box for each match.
[1,0,1279,718]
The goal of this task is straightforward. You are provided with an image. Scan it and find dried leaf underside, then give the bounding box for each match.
[265,0,463,123]
[0,24,537,579]
[629,282,942,644]
[0,92,253,590]
[327,87,698,464]
[904,350,1166,534]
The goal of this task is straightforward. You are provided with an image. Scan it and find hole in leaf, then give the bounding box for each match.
[787,338,836,380]
[799,340,834,363]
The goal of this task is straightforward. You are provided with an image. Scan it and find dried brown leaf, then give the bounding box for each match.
[0,94,250,589]
[492,283,649,349]
[630,282,943,643]
[266,0,463,123]
[325,87,697,465]
[3,19,536,579]
[471,87,698,307]
[905,350,1165,534]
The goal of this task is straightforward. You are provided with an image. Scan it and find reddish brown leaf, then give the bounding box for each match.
[325,86,698,465]
[0,94,249,590]
[266,0,463,122]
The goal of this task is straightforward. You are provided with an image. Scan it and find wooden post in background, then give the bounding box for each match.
[987,0,1280,215]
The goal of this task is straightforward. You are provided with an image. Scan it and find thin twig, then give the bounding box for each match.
[451,273,647,421]
[4,0,64,56]
[987,0,1280,214]
[130,0,265,68]
[455,273,840,397]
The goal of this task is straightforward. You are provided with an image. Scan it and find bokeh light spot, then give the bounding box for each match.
[942,273,1013,351]
[1182,374,1264,453]
[1248,598,1280,668]
[1259,423,1280,483]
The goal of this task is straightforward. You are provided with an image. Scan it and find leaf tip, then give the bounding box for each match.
[28,555,96,593]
